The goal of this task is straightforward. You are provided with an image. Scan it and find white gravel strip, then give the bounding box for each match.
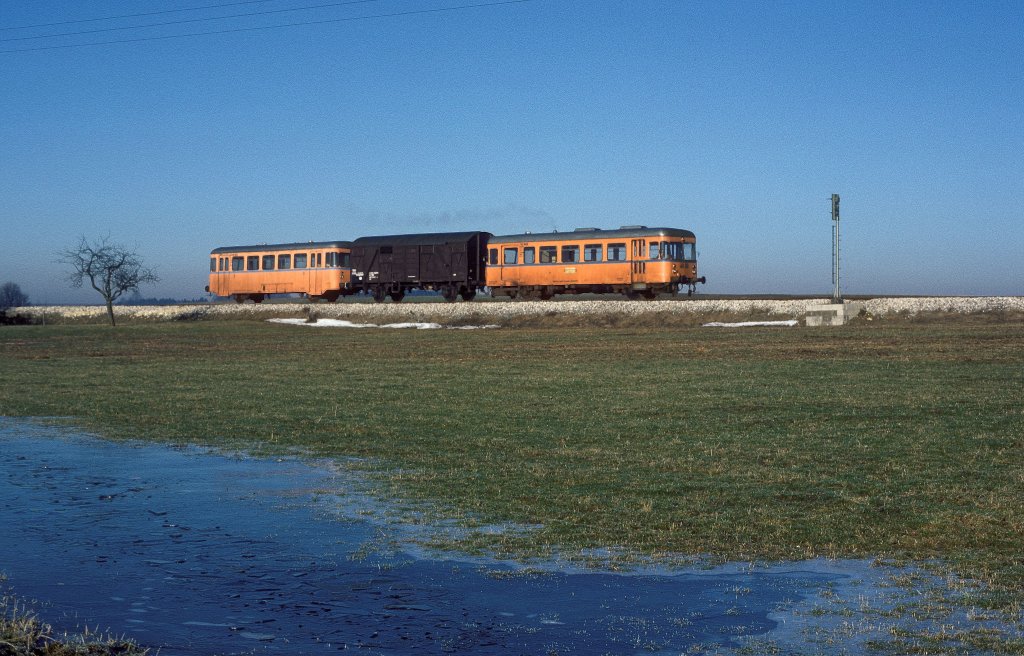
[9,296,1023,323]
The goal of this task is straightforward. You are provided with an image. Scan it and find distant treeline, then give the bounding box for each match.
[117,296,210,306]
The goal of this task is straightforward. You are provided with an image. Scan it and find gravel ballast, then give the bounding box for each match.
[10,296,1024,324]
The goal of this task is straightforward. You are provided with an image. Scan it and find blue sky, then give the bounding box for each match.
[1,0,1021,303]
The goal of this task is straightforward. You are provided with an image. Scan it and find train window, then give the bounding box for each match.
[231,257,244,271]
[539,246,557,263]
[561,245,580,263]
[247,256,259,271]
[278,254,291,270]
[489,249,498,265]
[316,253,322,267]
[584,244,602,262]
[523,247,535,264]
[294,254,307,269]
[263,255,275,270]
[218,258,224,271]
[341,252,350,267]
[210,258,216,272]
[649,242,664,260]
[503,248,518,265]
[683,243,695,261]
[325,252,336,267]
[607,243,627,261]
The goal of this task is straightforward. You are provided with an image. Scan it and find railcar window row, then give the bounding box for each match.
[213,251,349,272]
[489,243,632,264]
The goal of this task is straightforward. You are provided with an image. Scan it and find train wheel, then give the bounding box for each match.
[642,289,657,300]
[441,286,458,302]
[234,295,246,304]
[389,291,405,303]
[324,291,340,303]
[252,294,265,304]
[460,289,476,302]
[625,290,641,300]
[372,288,387,303]
[539,287,554,301]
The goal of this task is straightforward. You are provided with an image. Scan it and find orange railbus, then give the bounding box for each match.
[207,241,353,303]
[486,226,704,299]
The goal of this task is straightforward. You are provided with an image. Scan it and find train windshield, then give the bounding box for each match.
[656,241,696,261]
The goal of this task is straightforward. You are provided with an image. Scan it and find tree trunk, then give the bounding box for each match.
[106,299,116,326]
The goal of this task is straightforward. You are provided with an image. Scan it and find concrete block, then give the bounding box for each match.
[804,301,864,327]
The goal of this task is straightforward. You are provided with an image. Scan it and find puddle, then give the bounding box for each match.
[0,418,919,654]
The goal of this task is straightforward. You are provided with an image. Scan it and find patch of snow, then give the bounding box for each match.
[267,318,498,330]
[703,320,799,328]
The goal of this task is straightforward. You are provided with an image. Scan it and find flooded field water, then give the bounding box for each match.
[1,418,899,655]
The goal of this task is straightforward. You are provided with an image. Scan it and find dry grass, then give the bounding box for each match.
[1,318,1023,652]
[0,585,146,656]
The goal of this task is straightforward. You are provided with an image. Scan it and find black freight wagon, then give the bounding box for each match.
[350,231,491,302]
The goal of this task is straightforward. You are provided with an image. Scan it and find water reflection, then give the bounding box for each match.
[1,419,860,655]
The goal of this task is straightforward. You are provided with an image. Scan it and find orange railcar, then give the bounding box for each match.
[486,227,704,299]
[207,241,353,303]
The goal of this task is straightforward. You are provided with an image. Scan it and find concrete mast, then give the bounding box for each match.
[831,194,841,303]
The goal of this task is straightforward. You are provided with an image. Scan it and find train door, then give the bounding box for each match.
[309,251,322,295]
[630,239,647,284]
[500,246,520,286]
[301,252,313,295]
[450,244,466,283]
[378,246,394,284]
[210,256,222,296]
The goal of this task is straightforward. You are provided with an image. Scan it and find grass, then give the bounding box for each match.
[1,581,146,655]
[1,317,1023,649]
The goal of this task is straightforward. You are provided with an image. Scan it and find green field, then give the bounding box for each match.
[2,317,1023,650]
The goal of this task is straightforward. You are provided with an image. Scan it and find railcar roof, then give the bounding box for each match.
[353,231,492,247]
[489,227,695,244]
[211,241,352,255]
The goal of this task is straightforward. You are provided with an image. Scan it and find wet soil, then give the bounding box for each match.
[1,419,872,655]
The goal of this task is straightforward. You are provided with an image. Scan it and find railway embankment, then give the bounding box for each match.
[8,296,1024,325]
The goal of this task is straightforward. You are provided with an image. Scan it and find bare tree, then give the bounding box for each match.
[0,282,29,312]
[58,236,159,326]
